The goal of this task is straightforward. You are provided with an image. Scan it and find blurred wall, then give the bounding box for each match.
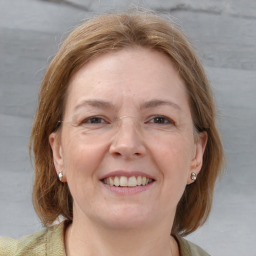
[0,1,255,255]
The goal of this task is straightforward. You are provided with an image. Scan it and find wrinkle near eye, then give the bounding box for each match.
[65,101,189,134]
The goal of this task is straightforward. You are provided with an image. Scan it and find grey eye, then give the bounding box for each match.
[149,116,175,125]
[86,117,105,124]
[81,116,109,125]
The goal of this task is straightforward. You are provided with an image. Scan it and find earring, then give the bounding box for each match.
[58,172,64,182]
[191,172,197,181]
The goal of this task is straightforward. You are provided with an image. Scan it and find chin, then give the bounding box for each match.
[96,205,153,230]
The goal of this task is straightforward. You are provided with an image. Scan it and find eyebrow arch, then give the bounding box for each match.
[141,99,182,111]
[73,99,181,113]
[74,99,115,112]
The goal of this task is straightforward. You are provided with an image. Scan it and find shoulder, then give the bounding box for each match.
[0,229,48,256]
[175,235,211,256]
[0,222,66,256]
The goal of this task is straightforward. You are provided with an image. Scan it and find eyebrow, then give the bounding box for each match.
[74,99,115,112]
[141,99,182,111]
[73,99,181,112]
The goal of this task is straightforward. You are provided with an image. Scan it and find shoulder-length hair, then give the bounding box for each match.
[30,10,224,236]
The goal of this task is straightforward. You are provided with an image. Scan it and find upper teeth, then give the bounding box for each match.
[103,176,152,187]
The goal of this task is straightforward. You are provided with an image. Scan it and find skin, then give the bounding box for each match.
[50,47,207,256]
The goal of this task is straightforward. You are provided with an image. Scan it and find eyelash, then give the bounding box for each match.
[80,116,109,125]
[147,115,175,125]
[79,115,175,126]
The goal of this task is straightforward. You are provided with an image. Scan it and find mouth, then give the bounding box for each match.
[101,176,155,187]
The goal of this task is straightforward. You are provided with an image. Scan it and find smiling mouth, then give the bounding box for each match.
[101,176,154,187]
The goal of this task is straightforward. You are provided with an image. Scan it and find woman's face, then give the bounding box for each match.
[50,47,206,231]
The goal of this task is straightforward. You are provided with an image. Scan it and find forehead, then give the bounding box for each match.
[65,47,189,113]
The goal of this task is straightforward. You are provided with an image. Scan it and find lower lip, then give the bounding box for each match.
[101,182,155,195]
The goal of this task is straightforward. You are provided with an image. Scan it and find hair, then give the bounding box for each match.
[30,10,224,236]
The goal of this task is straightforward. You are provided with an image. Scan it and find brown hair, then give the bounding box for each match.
[30,10,223,236]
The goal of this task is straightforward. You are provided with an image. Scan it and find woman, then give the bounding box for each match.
[0,11,223,256]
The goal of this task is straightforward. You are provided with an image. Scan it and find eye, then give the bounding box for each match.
[80,116,109,125]
[147,115,175,125]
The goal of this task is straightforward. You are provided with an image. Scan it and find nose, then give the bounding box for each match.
[109,116,146,159]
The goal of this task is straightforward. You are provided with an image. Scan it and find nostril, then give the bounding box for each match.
[109,131,146,158]
[110,147,143,158]
[113,152,122,157]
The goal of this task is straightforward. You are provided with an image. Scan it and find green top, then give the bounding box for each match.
[0,222,210,256]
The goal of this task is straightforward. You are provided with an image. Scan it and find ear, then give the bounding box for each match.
[49,132,66,182]
[187,131,208,184]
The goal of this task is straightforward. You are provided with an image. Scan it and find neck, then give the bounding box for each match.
[65,216,178,256]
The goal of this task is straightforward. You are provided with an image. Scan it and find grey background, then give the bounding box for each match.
[0,0,255,255]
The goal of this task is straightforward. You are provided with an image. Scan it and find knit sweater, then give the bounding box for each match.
[0,222,210,256]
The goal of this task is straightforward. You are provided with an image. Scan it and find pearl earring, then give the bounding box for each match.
[58,172,64,182]
[191,172,197,181]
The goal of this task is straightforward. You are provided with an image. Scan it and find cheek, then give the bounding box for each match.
[61,138,108,204]
[146,136,194,216]
[150,135,194,185]
[154,134,193,165]
[61,133,108,179]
